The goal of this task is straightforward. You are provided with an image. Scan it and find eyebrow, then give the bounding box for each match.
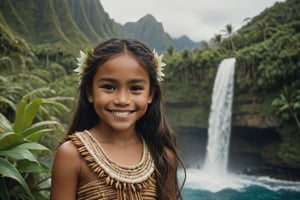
[97,77,147,84]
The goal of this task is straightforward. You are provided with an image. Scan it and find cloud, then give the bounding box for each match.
[100,0,285,41]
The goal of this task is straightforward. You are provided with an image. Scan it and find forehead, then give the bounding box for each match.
[94,53,149,82]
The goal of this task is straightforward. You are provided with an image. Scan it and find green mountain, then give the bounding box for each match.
[172,35,203,50]
[66,0,124,43]
[0,0,200,53]
[124,14,173,52]
[0,0,123,47]
[123,14,202,52]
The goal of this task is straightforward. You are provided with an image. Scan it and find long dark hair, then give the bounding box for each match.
[68,38,185,199]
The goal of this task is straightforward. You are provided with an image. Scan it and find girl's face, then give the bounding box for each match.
[88,53,153,133]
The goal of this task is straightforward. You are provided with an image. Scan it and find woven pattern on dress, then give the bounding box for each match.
[69,131,157,200]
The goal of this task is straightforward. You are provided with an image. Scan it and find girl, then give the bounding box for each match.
[50,38,185,200]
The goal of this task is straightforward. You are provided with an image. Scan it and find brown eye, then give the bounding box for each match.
[130,85,144,92]
[101,84,115,91]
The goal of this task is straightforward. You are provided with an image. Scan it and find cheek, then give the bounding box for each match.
[140,96,152,111]
[142,93,153,102]
[135,95,151,107]
[91,91,110,104]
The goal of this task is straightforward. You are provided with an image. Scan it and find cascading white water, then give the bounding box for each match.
[203,57,236,175]
[182,57,300,194]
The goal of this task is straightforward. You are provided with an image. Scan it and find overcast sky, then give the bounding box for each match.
[100,0,285,42]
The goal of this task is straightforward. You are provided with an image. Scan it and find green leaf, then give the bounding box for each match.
[0,133,24,150]
[0,146,38,163]
[0,96,16,112]
[0,158,34,200]
[21,120,58,138]
[17,160,49,173]
[0,113,13,133]
[19,142,50,153]
[23,98,43,129]
[13,97,43,134]
[271,98,282,106]
[42,98,71,113]
[25,129,53,141]
[293,102,300,109]
[12,97,27,133]
[278,104,289,112]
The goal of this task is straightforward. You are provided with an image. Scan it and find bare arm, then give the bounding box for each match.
[50,141,81,200]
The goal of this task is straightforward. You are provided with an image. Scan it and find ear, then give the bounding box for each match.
[147,90,154,104]
[86,90,94,103]
[88,96,93,103]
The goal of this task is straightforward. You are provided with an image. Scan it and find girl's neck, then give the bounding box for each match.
[89,124,141,146]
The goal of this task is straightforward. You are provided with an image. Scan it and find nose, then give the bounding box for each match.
[114,89,130,105]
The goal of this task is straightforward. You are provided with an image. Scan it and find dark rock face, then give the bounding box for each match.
[175,127,207,168]
[232,114,280,129]
[228,126,280,172]
[175,126,280,172]
[176,125,300,180]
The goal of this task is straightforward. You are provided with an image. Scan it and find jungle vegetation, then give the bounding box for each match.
[0,0,299,199]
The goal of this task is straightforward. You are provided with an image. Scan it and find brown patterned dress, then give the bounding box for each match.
[69,130,157,200]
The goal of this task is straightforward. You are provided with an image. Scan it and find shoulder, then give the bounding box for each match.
[53,140,82,172]
[56,140,79,157]
[50,140,81,199]
[55,132,86,157]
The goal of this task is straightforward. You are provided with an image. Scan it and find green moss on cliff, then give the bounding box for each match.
[263,125,300,167]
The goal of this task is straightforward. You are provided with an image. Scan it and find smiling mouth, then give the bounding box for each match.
[108,110,135,118]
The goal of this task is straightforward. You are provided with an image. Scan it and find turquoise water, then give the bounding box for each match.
[181,169,300,200]
[183,186,300,200]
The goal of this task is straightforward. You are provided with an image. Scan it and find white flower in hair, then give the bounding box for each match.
[153,49,166,82]
[74,48,93,75]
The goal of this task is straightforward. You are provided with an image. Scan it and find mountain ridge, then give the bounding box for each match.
[0,0,201,52]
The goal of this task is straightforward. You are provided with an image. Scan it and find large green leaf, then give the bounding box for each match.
[23,98,44,128]
[0,132,23,150]
[0,158,34,200]
[0,96,16,112]
[12,97,27,133]
[25,128,54,141]
[0,142,49,162]
[19,142,50,153]
[0,113,13,133]
[42,97,71,113]
[17,160,49,173]
[0,146,38,163]
[21,120,58,138]
[12,97,43,134]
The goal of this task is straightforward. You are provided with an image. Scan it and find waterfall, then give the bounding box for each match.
[203,58,236,175]
[183,58,300,194]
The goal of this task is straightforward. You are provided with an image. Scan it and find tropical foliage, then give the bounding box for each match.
[165,0,300,164]
[0,0,299,198]
[0,97,58,199]
[1,12,73,199]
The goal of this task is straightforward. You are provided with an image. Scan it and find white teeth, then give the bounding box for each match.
[112,111,130,117]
